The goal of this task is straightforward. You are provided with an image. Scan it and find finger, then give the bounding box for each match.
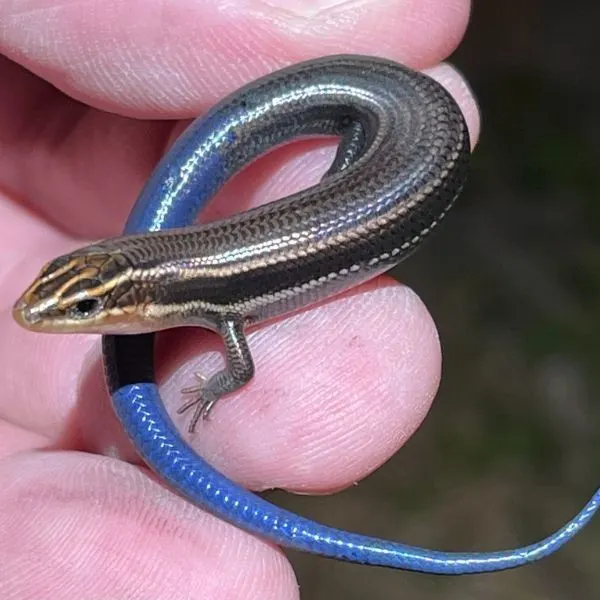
[84,281,441,494]
[0,452,298,600]
[0,0,474,239]
[0,0,471,115]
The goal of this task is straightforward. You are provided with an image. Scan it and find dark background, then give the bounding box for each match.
[271,2,600,598]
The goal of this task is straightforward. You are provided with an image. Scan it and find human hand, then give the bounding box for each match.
[0,1,479,598]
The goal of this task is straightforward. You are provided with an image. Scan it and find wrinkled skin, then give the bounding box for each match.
[0,1,479,598]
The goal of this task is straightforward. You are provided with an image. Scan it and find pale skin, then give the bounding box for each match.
[0,1,480,598]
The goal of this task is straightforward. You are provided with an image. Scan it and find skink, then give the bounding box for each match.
[13,55,599,575]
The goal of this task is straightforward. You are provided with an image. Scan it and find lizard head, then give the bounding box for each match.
[12,244,148,334]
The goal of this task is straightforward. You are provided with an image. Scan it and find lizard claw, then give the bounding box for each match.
[178,372,216,432]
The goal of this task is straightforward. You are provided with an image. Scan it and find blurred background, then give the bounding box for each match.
[269,2,600,598]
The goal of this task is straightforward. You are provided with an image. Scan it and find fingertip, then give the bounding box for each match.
[0,452,300,600]
[165,280,442,495]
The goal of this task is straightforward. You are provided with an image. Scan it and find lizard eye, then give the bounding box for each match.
[70,298,101,318]
[66,276,104,319]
